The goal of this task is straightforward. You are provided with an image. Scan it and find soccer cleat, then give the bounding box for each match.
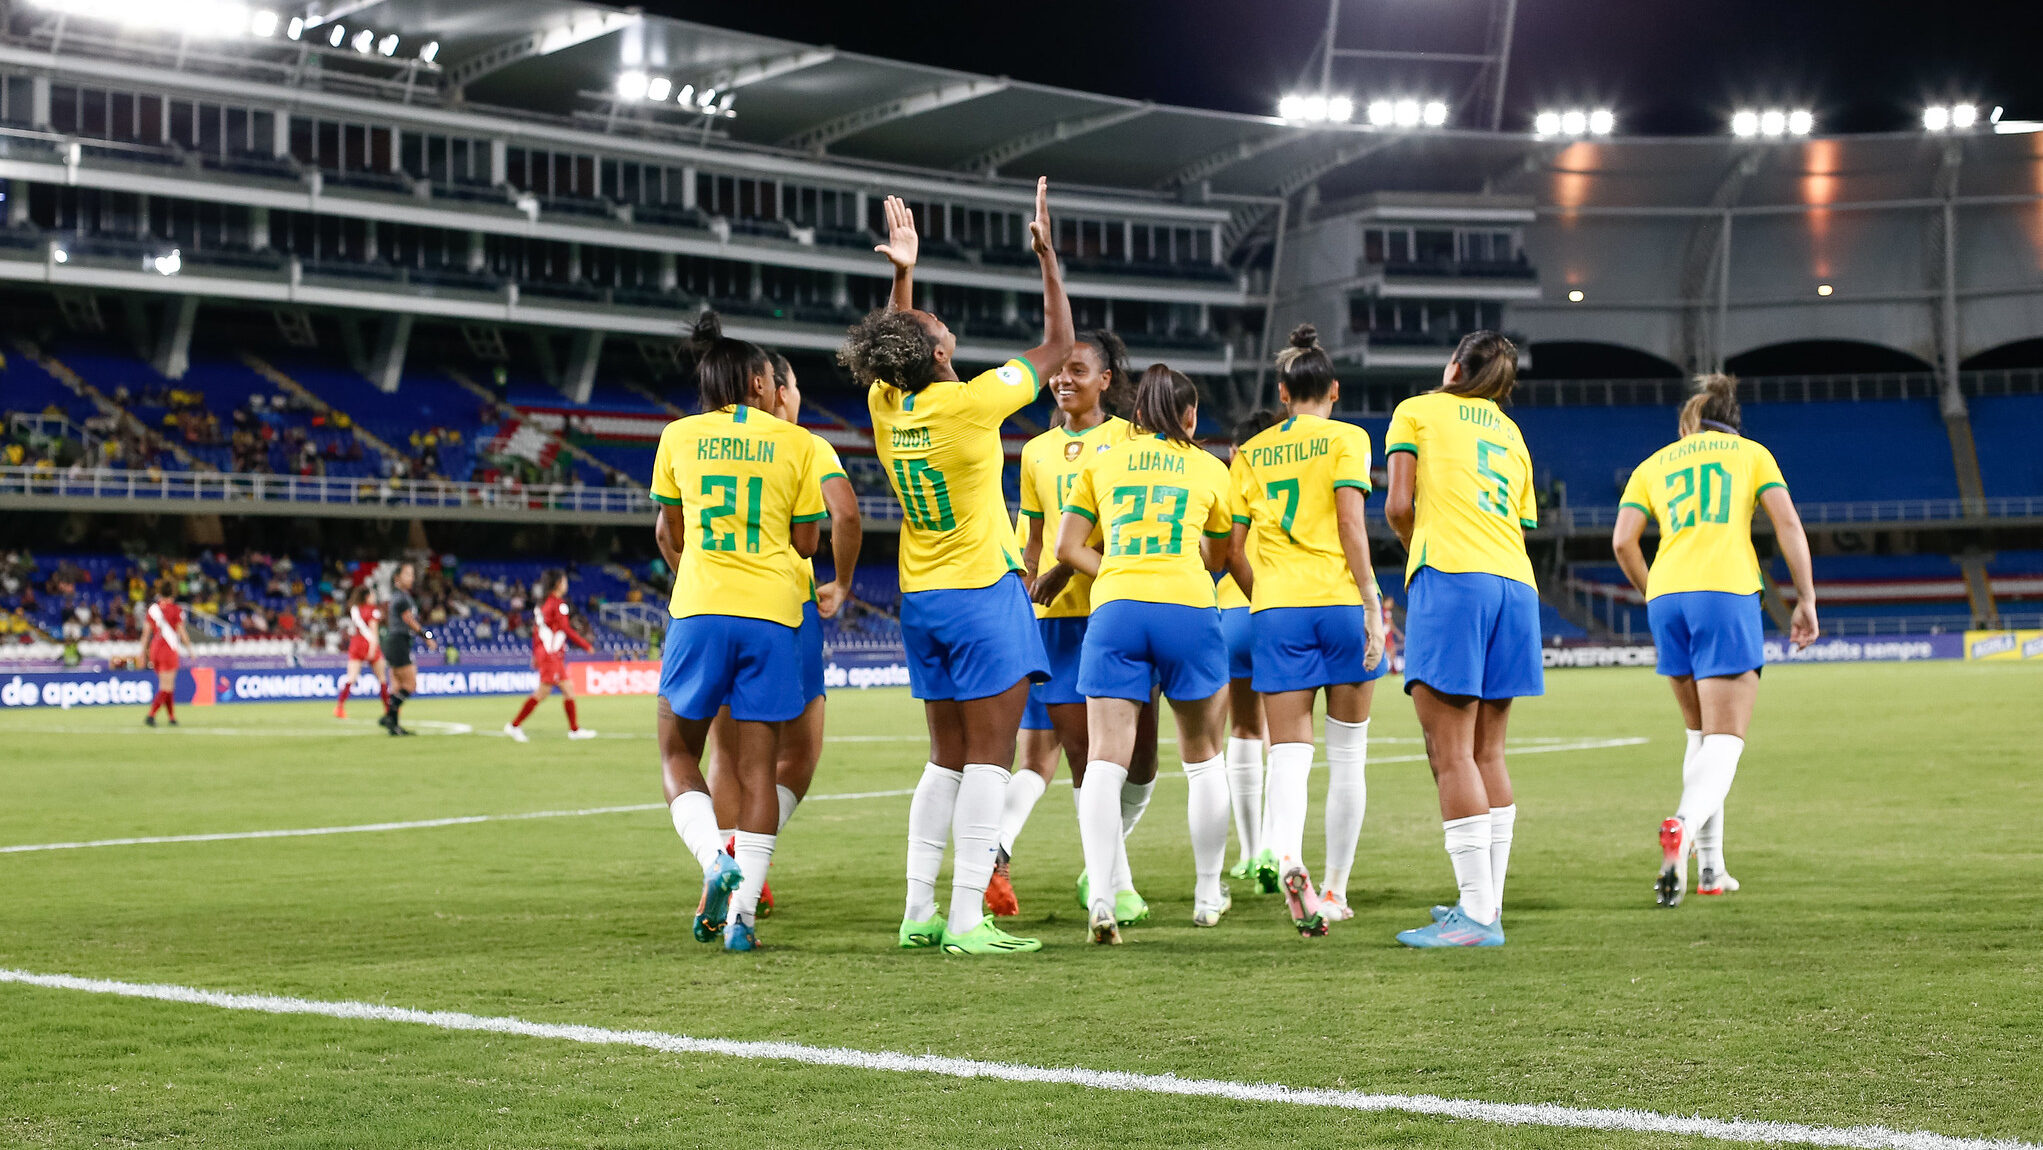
[722,920,757,952]
[1430,904,1453,923]
[758,877,775,917]
[1226,856,1256,882]
[378,711,396,731]
[390,724,413,736]
[693,852,742,943]
[1656,817,1688,908]
[143,716,155,727]
[1075,870,1090,910]
[1282,866,1328,937]
[167,719,179,727]
[985,852,1020,917]
[1088,902,1122,946]
[941,920,1042,956]
[1319,889,1355,922]
[1113,889,1150,926]
[1396,905,1504,948]
[1252,850,1281,895]
[334,705,346,720]
[897,914,945,950]
[567,728,597,741]
[1697,868,1740,896]
[1192,885,1233,927]
[503,723,529,743]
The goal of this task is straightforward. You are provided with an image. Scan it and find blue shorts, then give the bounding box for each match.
[1649,591,1764,679]
[1078,601,1226,703]
[1022,615,1087,729]
[900,572,1049,702]
[1220,606,1254,681]
[660,614,804,723]
[1020,689,1053,730]
[1401,568,1544,700]
[1249,604,1389,694]
[799,599,825,703]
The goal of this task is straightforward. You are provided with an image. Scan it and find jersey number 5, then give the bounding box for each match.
[1476,439,1512,518]
[700,475,765,553]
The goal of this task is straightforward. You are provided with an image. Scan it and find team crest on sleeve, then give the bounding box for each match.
[1065,442,1084,462]
[996,364,1026,386]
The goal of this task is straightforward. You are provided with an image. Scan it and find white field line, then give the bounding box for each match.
[0,737,1645,857]
[0,969,2027,1150]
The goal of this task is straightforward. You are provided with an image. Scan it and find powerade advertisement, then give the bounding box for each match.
[1543,633,1969,668]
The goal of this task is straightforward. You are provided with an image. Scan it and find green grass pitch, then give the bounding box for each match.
[1,662,2039,1148]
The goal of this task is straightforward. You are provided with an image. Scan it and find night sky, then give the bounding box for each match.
[647,0,2043,136]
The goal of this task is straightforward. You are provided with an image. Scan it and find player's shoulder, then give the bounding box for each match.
[974,357,1038,390]
[1237,420,1285,458]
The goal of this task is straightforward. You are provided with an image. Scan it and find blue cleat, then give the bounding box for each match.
[693,852,742,943]
[1397,905,1504,948]
[723,919,757,952]
[1430,903,1500,928]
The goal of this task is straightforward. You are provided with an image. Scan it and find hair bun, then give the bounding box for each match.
[690,311,725,347]
[1704,374,1737,397]
[1287,323,1320,350]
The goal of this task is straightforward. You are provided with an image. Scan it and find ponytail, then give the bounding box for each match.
[1679,373,1742,436]
[1442,331,1518,403]
[691,312,773,412]
[1273,323,1337,403]
[1132,363,1200,446]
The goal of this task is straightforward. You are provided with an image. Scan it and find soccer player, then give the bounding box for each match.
[335,584,389,720]
[141,577,189,727]
[651,314,827,953]
[1004,328,1156,924]
[1059,364,1236,940]
[1383,331,1540,948]
[379,561,437,737]
[1611,373,1819,906]
[1005,509,1062,917]
[504,569,598,742]
[1228,326,1387,935]
[1220,409,1280,890]
[698,350,864,909]
[840,179,1069,956]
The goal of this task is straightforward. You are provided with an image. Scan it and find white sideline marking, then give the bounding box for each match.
[9,720,475,738]
[0,737,1645,857]
[0,969,2026,1150]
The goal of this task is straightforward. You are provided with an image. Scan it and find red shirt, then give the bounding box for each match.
[533,595,592,655]
[147,599,183,647]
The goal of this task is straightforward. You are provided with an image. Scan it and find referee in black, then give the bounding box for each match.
[380,561,438,736]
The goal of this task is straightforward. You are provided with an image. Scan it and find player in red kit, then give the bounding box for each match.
[504,569,597,741]
[336,584,391,719]
[141,577,191,727]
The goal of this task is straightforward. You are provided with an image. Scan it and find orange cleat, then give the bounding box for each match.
[985,852,1020,917]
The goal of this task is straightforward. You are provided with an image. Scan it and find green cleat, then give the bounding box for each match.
[1226,857,1256,881]
[897,915,945,950]
[1113,889,1150,925]
[1252,849,1281,895]
[1075,870,1090,910]
[940,919,1041,955]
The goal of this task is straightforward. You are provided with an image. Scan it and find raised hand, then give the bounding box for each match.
[1028,176,1053,257]
[874,195,919,271]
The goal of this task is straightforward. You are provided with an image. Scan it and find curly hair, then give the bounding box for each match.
[837,309,940,392]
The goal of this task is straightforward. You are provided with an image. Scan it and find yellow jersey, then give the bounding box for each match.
[1228,413,1376,611]
[1385,392,1537,587]
[798,433,849,603]
[1620,431,1788,599]
[1019,415,1137,618]
[869,358,1040,593]
[1064,435,1233,610]
[650,405,827,627]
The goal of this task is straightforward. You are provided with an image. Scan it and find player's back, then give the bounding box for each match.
[869,358,1041,593]
[1230,413,1375,609]
[1385,391,1536,586]
[1075,434,1234,609]
[1622,431,1786,598]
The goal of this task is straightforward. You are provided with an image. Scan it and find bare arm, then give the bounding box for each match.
[1335,486,1387,669]
[1227,522,1254,598]
[1385,452,1417,548]
[1761,486,1820,649]
[654,505,682,573]
[1611,506,1651,597]
[876,195,917,312]
[1026,515,1077,606]
[815,475,862,619]
[1199,530,1232,575]
[1053,510,1103,579]
[791,519,821,560]
[1017,177,1075,385]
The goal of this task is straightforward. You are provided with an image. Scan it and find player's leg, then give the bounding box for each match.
[1318,678,1377,919]
[1105,698,1159,925]
[1170,684,1233,927]
[1665,674,1705,889]
[990,719,1057,916]
[1225,676,1267,881]
[374,656,390,709]
[559,680,593,739]
[338,657,362,718]
[901,698,966,947]
[1397,683,1502,946]
[1686,671,1757,887]
[703,708,743,837]
[147,665,177,726]
[1472,698,1515,920]
[1077,694,1142,944]
[941,680,1034,949]
[1259,686,1326,932]
[722,715,782,944]
[505,682,545,742]
[658,695,737,943]
[384,663,416,734]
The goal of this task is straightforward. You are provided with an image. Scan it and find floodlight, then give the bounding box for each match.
[418,40,438,63]
[153,250,181,276]
[1393,99,1421,128]
[1759,109,1786,136]
[249,9,275,36]
[53,248,68,264]
[1951,104,1977,129]
[1326,96,1353,123]
[1731,110,1759,137]
[1567,289,1584,303]
[350,28,373,52]
[700,88,719,108]
[1367,100,1394,126]
[1589,109,1615,135]
[377,34,398,56]
[1559,110,1586,136]
[327,23,343,46]
[616,70,650,101]
[285,15,301,38]
[1302,95,1329,121]
[1422,101,1448,127]
[1278,95,1306,120]
[646,76,671,102]
[1534,111,1561,136]
[1816,284,1833,297]
[718,92,736,115]
[1923,106,1951,131]
[676,84,694,106]
[1787,109,1813,135]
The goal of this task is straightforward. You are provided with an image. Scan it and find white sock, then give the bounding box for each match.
[1445,812,1497,925]
[904,763,959,922]
[1224,736,1264,863]
[945,764,1007,937]
[997,769,1048,857]
[1321,718,1368,897]
[668,791,724,873]
[1676,735,1744,841]
[1078,761,1127,916]
[1113,777,1155,893]
[1682,729,1727,874]
[1489,803,1517,915]
[728,830,775,927]
[1264,742,1315,869]
[718,826,736,843]
[1184,754,1229,905]
[775,785,800,833]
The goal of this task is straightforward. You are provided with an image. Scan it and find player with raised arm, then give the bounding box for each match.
[1227,326,1388,936]
[1219,410,1280,889]
[504,569,597,742]
[1383,332,1540,948]
[141,577,190,728]
[1611,373,1820,906]
[379,561,437,737]
[1058,365,1237,941]
[650,314,828,953]
[841,180,1070,956]
[335,584,390,720]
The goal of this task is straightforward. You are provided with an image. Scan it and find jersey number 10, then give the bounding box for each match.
[892,458,957,532]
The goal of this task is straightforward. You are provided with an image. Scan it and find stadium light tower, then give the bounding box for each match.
[1288,0,1521,131]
